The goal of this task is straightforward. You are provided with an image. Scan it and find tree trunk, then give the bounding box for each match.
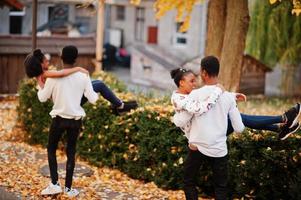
[219,0,249,91]
[205,0,227,59]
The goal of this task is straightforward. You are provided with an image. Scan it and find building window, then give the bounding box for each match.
[9,8,25,34]
[48,6,54,22]
[135,7,145,41]
[116,6,125,21]
[176,22,184,33]
[173,22,188,47]
[48,4,69,22]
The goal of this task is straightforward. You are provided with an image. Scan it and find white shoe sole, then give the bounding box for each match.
[281,123,301,141]
[41,190,62,195]
[290,104,301,128]
[67,193,79,197]
[66,191,79,197]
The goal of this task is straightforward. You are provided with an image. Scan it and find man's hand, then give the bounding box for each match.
[37,75,45,89]
[236,93,247,102]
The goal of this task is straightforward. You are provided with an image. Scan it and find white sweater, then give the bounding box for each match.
[38,72,98,119]
[171,86,223,137]
[187,85,244,157]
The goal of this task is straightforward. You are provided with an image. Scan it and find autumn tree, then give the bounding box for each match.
[148,0,301,91]
[205,0,249,91]
[90,0,300,91]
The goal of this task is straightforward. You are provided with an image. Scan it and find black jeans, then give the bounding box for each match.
[48,116,82,189]
[184,149,228,200]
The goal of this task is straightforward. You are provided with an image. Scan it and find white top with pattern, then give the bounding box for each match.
[171,86,223,138]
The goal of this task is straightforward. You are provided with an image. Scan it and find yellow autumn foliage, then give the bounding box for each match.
[130,0,141,6]
[127,0,202,32]
[292,0,301,15]
[128,0,300,32]
[270,0,301,16]
[269,0,278,4]
[152,0,202,32]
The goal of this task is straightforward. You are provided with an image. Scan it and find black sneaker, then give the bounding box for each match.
[112,100,138,115]
[284,103,301,128]
[279,122,300,140]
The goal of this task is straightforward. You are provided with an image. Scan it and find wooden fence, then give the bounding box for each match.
[0,35,96,94]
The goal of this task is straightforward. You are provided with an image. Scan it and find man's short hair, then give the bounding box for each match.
[61,45,78,65]
[24,53,43,78]
[200,56,220,77]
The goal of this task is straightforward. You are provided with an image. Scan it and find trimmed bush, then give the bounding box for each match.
[18,72,301,199]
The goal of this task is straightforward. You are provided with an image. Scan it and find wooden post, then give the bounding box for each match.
[95,0,105,72]
[32,0,37,50]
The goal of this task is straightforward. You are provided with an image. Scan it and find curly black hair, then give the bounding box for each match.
[170,68,193,87]
[23,49,44,78]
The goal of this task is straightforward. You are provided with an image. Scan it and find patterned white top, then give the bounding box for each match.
[171,86,223,138]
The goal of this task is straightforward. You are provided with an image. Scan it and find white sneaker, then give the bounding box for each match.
[41,182,62,195]
[65,187,79,197]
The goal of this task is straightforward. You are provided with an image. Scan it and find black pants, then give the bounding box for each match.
[184,149,228,200]
[48,116,82,189]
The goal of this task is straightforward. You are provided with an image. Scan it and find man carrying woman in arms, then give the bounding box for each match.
[170,56,300,199]
[23,46,138,197]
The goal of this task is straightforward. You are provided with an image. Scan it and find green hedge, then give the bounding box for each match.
[18,73,301,199]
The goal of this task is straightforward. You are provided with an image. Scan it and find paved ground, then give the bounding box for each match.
[0,186,20,200]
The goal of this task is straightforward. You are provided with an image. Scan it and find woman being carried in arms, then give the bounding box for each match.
[170,68,300,143]
[24,49,137,114]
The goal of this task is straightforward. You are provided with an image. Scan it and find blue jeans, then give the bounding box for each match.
[81,80,122,106]
[227,114,283,135]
